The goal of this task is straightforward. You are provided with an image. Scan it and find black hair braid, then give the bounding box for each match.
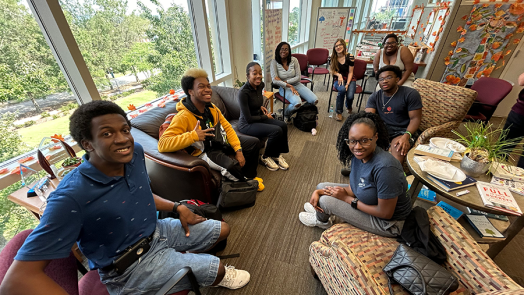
[336,112,390,166]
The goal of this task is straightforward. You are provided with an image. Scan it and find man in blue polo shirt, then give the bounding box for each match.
[0,101,250,295]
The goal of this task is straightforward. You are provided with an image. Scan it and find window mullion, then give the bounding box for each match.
[188,0,215,81]
[214,0,231,75]
[282,0,290,41]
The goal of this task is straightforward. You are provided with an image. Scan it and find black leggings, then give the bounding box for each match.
[239,119,289,158]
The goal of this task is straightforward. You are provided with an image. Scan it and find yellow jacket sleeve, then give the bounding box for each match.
[217,108,241,152]
[158,111,200,152]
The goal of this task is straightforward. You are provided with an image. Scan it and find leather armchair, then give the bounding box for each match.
[130,86,261,204]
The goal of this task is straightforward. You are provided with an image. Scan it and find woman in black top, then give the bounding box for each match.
[238,62,290,172]
[330,38,356,121]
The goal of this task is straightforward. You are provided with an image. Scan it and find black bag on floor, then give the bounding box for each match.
[217,179,258,210]
[294,103,318,132]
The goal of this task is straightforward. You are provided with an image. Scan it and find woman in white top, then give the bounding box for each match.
[373,34,415,88]
[270,41,318,118]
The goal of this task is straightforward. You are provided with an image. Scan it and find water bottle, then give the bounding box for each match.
[328,105,334,118]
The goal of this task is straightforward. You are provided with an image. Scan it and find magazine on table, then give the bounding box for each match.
[476,181,522,216]
[427,174,477,192]
[491,176,524,196]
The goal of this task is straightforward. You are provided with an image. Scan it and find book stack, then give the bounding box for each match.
[476,181,522,216]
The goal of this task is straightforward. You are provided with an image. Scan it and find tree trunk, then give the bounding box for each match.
[132,66,140,82]
[27,92,42,113]
[106,75,114,90]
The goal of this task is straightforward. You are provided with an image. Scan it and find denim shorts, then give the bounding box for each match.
[98,218,222,295]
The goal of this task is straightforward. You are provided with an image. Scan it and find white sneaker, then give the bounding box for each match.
[299,212,331,229]
[273,155,289,170]
[261,156,279,171]
[304,202,315,213]
[216,265,250,289]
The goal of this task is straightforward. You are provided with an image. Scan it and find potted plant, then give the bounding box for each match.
[62,156,82,168]
[452,121,524,177]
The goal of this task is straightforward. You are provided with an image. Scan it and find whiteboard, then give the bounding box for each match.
[314,7,352,53]
[264,9,283,88]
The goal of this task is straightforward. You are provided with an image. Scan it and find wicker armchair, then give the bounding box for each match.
[412,79,477,146]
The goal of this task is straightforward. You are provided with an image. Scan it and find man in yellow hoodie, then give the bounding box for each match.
[158,69,260,182]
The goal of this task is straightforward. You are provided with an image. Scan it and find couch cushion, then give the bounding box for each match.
[131,100,179,140]
[211,87,228,119]
[212,86,241,120]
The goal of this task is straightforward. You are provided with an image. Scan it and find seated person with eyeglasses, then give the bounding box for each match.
[373,33,415,88]
[299,112,412,237]
[365,65,422,164]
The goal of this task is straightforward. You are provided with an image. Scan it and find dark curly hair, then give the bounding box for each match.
[275,41,292,65]
[376,65,402,79]
[69,100,131,151]
[336,112,390,166]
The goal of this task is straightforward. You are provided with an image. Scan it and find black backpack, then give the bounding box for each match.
[294,103,318,132]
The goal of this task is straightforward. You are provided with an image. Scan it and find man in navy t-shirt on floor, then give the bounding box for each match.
[0,101,250,295]
[365,65,423,164]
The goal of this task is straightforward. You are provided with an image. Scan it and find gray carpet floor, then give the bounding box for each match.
[200,75,524,295]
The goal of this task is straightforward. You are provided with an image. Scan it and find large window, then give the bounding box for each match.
[288,0,302,46]
[0,0,230,248]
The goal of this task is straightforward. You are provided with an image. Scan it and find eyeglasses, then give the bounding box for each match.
[384,41,398,46]
[280,47,290,52]
[335,44,344,48]
[378,76,394,82]
[345,138,374,147]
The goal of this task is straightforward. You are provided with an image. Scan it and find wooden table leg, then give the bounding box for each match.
[408,177,424,206]
[486,215,524,259]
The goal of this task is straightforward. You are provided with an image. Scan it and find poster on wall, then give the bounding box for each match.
[314,7,352,53]
[344,8,357,47]
[441,3,524,86]
[264,9,283,88]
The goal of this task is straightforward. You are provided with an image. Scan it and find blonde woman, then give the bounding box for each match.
[330,39,356,121]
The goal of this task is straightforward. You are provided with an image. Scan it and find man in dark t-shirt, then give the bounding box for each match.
[366,65,422,164]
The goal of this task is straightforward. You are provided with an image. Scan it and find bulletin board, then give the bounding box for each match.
[264,9,283,88]
[314,7,355,53]
[407,7,424,39]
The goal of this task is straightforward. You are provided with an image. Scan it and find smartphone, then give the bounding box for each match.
[112,238,151,275]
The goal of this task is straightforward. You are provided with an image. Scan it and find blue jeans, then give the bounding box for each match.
[334,80,356,114]
[279,83,318,116]
[99,218,221,295]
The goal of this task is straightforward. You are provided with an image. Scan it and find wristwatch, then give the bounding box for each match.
[351,198,359,209]
[172,201,181,213]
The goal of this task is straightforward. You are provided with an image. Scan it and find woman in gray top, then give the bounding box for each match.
[270,42,318,119]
